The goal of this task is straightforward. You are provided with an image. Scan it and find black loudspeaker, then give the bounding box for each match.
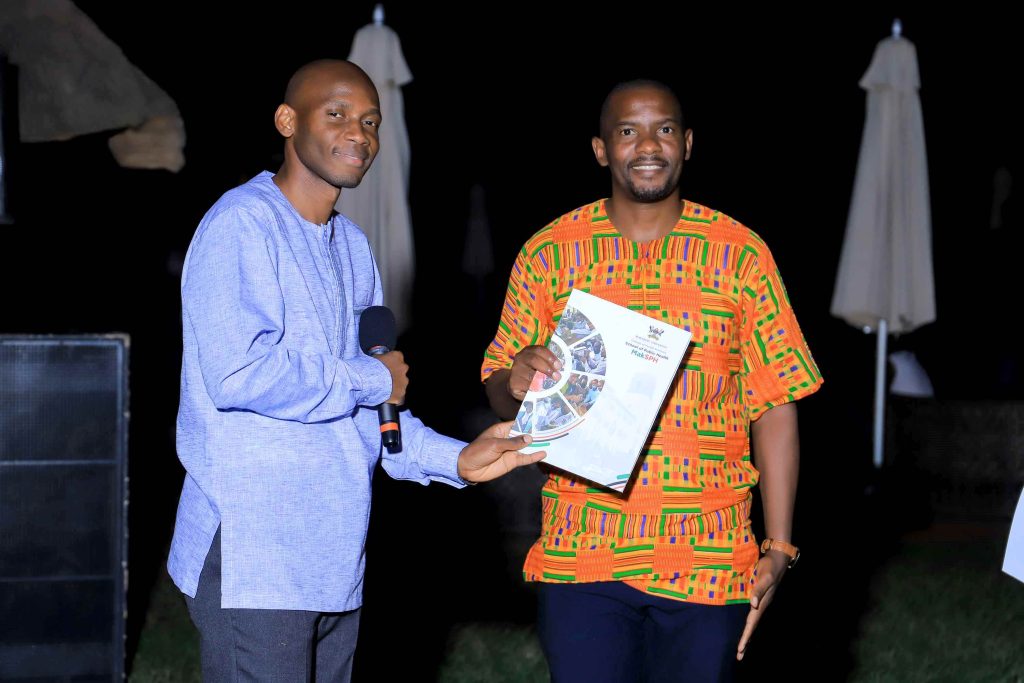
[0,336,129,681]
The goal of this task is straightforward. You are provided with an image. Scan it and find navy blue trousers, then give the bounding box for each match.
[538,581,747,683]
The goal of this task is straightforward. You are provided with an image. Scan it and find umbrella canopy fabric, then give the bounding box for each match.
[335,22,415,332]
[831,35,934,334]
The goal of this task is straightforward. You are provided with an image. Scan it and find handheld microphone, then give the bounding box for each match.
[358,306,401,453]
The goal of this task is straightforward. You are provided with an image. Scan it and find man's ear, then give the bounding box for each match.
[274,104,296,138]
[592,136,608,167]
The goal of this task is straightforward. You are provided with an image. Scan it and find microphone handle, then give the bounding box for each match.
[378,402,401,452]
[369,346,402,453]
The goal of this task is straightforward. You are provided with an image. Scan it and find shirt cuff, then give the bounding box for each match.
[420,432,469,487]
[345,354,393,407]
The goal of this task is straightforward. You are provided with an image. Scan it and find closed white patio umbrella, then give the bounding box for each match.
[335,5,416,333]
[831,19,935,468]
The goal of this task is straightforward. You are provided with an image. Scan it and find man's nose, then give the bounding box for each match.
[636,132,662,155]
[345,120,370,145]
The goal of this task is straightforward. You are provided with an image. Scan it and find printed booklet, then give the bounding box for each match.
[510,288,691,491]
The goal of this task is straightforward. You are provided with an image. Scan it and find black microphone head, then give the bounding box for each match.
[359,306,397,354]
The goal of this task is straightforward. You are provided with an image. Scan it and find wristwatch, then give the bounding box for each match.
[760,538,800,568]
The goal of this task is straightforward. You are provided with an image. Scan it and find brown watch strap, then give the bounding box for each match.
[760,538,800,568]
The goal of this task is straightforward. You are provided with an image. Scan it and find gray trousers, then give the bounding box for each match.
[185,528,361,682]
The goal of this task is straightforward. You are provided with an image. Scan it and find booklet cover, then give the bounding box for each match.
[510,288,691,492]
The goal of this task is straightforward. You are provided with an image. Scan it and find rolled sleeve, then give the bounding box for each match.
[331,353,393,414]
[380,414,467,488]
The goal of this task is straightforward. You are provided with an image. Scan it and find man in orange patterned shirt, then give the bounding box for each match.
[482,80,822,682]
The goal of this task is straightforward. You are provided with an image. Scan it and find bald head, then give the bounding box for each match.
[284,59,379,109]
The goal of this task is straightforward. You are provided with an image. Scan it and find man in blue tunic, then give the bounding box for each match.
[167,59,543,682]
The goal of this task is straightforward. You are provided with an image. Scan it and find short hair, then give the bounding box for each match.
[598,79,685,136]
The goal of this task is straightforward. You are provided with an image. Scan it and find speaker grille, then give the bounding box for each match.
[0,336,128,681]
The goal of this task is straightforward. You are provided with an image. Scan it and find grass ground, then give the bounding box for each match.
[129,523,1023,682]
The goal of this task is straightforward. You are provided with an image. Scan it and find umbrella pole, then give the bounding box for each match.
[872,318,888,468]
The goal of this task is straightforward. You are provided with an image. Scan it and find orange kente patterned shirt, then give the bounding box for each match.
[481,199,823,605]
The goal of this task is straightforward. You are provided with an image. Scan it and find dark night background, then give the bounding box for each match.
[2,3,1021,680]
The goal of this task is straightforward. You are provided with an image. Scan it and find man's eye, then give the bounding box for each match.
[619,128,635,136]
[660,126,674,134]
[364,120,379,128]
[328,111,342,118]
